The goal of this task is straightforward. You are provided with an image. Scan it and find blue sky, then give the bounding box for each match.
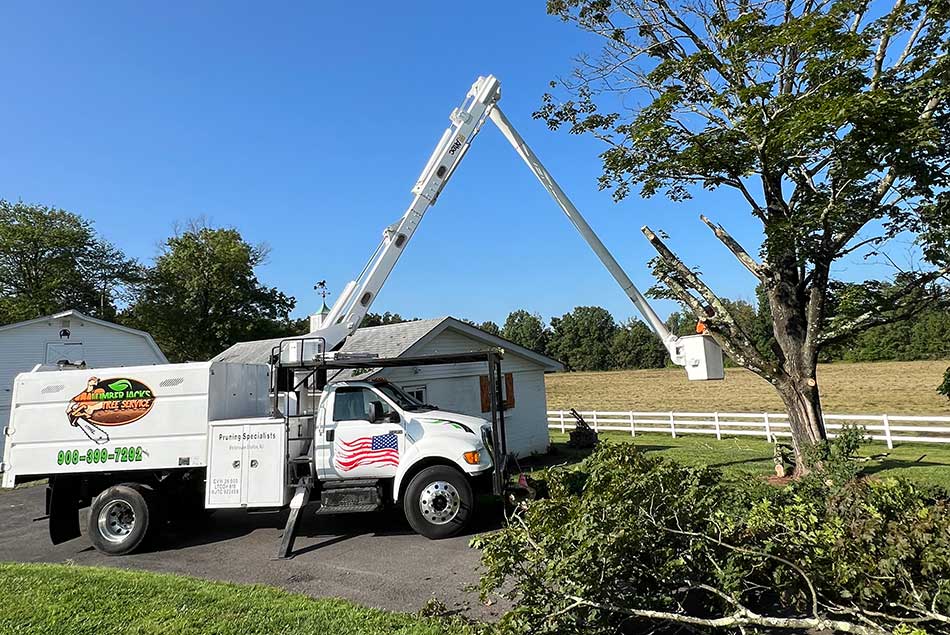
[0,2,900,326]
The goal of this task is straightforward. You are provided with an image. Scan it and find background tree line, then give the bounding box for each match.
[3,199,947,380]
[495,300,950,373]
[0,200,303,362]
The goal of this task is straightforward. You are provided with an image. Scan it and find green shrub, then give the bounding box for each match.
[474,441,950,634]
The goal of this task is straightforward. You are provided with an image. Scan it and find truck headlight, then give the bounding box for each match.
[463,451,480,465]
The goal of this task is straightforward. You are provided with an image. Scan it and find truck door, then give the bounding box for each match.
[324,386,404,479]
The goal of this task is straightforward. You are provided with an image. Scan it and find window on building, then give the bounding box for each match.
[479,373,515,412]
[403,385,427,404]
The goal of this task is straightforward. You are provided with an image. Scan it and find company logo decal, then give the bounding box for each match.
[66,377,155,444]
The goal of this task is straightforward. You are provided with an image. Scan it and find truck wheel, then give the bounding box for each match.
[403,466,473,539]
[87,485,152,555]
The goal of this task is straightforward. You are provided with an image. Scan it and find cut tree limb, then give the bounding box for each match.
[699,214,766,280]
[563,595,889,634]
[641,225,780,381]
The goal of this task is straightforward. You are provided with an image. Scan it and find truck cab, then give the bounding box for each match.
[309,378,494,537]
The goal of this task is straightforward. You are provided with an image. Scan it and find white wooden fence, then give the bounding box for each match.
[547,410,950,449]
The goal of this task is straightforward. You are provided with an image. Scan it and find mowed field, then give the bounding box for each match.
[545,360,950,415]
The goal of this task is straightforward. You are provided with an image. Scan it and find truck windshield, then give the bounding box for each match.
[376,383,434,412]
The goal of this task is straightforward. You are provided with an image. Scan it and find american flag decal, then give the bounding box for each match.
[334,433,400,472]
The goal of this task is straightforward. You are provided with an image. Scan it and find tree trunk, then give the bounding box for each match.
[773,375,826,476]
[765,253,829,475]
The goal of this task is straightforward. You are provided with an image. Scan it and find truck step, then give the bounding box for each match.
[315,503,382,515]
[321,479,379,490]
[316,486,382,514]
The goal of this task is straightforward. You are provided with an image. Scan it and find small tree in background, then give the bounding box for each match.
[501,309,550,354]
[541,0,950,473]
[547,306,618,370]
[0,200,140,323]
[122,222,296,362]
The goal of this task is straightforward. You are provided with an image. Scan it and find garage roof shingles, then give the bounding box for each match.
[212,317,447,365]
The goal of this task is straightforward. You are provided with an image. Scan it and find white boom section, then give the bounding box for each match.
[315,76,502,353]
[312,75,723,379]
[488,106,678,355]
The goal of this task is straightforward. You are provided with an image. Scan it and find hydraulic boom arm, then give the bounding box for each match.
[314,75,724,380]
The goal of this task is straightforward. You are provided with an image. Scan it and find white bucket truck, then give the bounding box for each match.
[1,74,722,557]
[2,347,508,556]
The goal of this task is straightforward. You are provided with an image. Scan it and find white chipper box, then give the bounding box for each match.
[1,361,270,489]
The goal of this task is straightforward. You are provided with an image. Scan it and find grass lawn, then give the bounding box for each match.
[539,431,950,490]
[0,563,471,635]
[545,360,950,415]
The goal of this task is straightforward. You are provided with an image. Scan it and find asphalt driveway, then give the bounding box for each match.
[0,484,504,620]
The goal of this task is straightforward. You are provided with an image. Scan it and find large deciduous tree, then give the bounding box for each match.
[0,200,140,323]
[122,223,296,362]
[541,0,950,472]
[501,309,551,354]
[548,306,618,370]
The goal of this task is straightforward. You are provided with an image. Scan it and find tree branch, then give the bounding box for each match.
[641,225,779,381]
[817,267,950,347]
[564,594,888,634]
[699,215,766,280]
[870,0,907,91]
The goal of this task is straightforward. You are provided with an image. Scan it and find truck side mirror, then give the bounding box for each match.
[368,401,385,424]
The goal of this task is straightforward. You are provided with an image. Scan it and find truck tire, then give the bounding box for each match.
[403,465,473,539]
[87,484,152,555]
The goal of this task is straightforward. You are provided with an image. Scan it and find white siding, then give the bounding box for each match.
[0,315,165,462]
[375,328,552,456]
[414,329,539,374]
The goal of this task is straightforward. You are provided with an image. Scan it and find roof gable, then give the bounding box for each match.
[0,309,168,363]
[213,316,564,373]
[331,317,563,379]
[405,318,563,371]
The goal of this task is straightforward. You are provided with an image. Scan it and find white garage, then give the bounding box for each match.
[215,317,564,457]
[0,310,167,461]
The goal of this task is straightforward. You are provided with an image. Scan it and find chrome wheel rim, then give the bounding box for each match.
[419,481,461,525]
[98,500,136,543]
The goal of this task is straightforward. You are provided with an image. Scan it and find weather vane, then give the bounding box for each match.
[314,280,329,301]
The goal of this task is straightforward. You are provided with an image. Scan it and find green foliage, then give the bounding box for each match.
[546,306,617,371]
[665,310,697,337]
[121,223,296,362]
[541,0,950,271]
[0,563,469,635]
[834,307,950,362]
[608,318,667,369]
[361,311,417,328]
[501,310,550,355]
[476,442,950,634]
[477,320,500,336]
[541,0,950,465]
[940,367,950,400]
[0,200,141,322]
[459,318,502,336]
